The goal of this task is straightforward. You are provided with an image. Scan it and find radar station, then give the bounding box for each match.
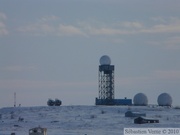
[95,55,132,106]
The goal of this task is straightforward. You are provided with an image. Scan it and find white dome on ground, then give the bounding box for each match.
[157,93,172,106]
[133,93,148,106]
[99,55,111,65]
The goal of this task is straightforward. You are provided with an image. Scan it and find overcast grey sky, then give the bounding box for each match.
[0,0,180,107]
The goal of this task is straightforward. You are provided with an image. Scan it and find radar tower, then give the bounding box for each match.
[97,55,115,105]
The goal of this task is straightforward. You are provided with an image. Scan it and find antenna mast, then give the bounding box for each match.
[14,92,16,107]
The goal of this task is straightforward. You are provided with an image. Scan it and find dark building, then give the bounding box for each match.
[134,117,159,124]
[125,111,146,117]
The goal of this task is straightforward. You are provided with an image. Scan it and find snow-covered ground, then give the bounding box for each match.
[0,105,180,135]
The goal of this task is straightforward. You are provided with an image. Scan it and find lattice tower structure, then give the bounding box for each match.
[98,65,115,100]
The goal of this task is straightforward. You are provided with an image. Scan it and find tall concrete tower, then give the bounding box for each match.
[96,55,115,105]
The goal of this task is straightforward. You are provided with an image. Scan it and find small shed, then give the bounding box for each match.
[125,111,146,117]
[134,117,159,124]
[29,127,47,135]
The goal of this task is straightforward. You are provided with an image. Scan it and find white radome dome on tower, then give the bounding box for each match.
[99,55,111,65]
[133,93,148,106]
[157,93,172,106]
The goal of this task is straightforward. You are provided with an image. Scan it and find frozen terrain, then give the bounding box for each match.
[0,105,180,135]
